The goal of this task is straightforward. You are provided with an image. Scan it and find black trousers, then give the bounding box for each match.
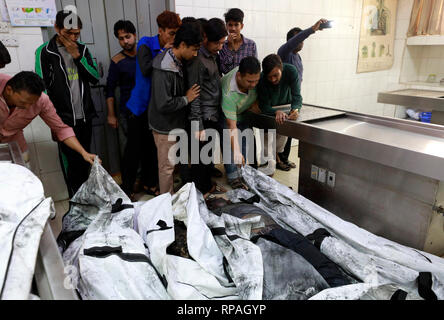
[121,112,158,195]
[279,137,293,163]
[188,120,222,195]
[58,120,92,198]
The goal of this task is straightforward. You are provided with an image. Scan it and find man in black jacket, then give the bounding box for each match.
[149,22,202,195]
[36,10,100,197]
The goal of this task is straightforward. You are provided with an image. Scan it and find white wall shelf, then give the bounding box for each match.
[407,35,444,46]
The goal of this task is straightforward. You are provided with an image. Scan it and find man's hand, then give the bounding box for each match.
[248,101,261,114]
[227,33,239,50]
[82,152,101,165]
[186,84,201,103]
[195,130,206,142]
[164,42,174,50]
[288,109,300,121]
[107,115,119,129]
[312,19,329,32]
[233,150,246,168]
[59,35,81,59]
[276,110,289,125]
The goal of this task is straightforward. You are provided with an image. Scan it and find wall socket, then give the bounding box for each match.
[311,165,319,180]
[327,171,336,188]
[0,22,9,33]
[0,36,19,47]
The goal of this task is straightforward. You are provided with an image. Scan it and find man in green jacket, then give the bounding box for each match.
[257,54,302,174]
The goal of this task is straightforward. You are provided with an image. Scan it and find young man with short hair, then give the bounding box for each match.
[257,54,302,174]
[35,10,100,197]
[276,19,328,169]
[106,20,138,142]
[186,18,228,198]
[221,56,261,190]
[123,11,181,198]
[219,8,258,75]
[0,71,97,168]
[149,22,202,195]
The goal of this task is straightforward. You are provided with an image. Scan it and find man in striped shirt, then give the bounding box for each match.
[219,8,258,75]
[221,56,261,190]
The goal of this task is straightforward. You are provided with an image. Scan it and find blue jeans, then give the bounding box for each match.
[222,118,255,182]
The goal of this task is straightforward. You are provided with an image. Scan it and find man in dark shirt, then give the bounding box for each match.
[186,18,228,198]
[277,18,327,170]
[106,20,137,155]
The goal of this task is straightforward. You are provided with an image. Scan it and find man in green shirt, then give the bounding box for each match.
[257,54,302,173]
[221,56,261,190]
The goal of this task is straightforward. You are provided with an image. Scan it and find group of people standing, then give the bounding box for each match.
[0,7,327,201]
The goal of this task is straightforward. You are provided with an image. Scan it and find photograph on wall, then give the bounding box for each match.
[357,0,398,73]
[5,0,57,27]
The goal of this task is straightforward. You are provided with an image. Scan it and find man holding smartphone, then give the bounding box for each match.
[277,18,329,170]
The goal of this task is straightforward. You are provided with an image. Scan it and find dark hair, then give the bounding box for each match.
[6,72,46,96]
[203,18,228,42]
[157,10,182,29]
[239,56,261,75]
[55,10,83,30]
[173,22,203,48]
[182,17,197,24]
[224,8,244,23]
[262,54,283,76]
[287,27,302,41]
[113,20,136,38]
[0,41,11,67]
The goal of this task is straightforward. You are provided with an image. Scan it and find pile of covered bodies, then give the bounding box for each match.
[58,160,444,300]
[0,163,54,300]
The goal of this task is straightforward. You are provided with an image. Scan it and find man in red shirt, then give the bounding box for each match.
[0,71,97,170]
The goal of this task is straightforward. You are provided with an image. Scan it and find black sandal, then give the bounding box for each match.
[229,178,249,191]
[276,162,291,172]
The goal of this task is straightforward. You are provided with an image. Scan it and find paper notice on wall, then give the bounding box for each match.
[357,0,398,73]
[0,0,10,22]
[5,0,57,27]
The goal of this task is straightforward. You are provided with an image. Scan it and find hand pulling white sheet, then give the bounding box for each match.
[0,163,53,300]
[60,159,170,300]
[229,166,444,300]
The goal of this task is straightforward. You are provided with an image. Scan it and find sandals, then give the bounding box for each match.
[144,186,160,197]
[276,161,291,172]
[229,178,249,191]
[285,161,297,169]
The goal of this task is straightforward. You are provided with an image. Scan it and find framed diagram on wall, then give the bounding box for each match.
[357,0,398,73]
[5,0,57,26]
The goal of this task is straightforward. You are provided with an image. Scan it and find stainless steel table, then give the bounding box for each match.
[246,105,444,256]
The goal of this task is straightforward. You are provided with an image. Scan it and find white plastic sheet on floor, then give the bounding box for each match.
[0,163,53,300]
[225,165,444,300]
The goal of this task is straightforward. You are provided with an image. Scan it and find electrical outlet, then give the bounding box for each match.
[327,171,336,188]
[311,165,319,180]
[318,168,327,184]
[0,37,18,47]
[0,22,9,33]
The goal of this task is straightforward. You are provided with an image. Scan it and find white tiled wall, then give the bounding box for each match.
[2,22,68,201]
[176,0,415,116]
[401,45,444,83]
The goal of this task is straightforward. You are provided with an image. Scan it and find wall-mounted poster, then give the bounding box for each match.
[357,0,398,73]
[5,0,57,27]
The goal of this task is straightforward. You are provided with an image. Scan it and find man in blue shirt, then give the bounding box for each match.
[122,11,181,199]
[277,19,328,170]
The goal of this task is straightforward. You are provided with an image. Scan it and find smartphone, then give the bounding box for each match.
[320,21,334,29]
